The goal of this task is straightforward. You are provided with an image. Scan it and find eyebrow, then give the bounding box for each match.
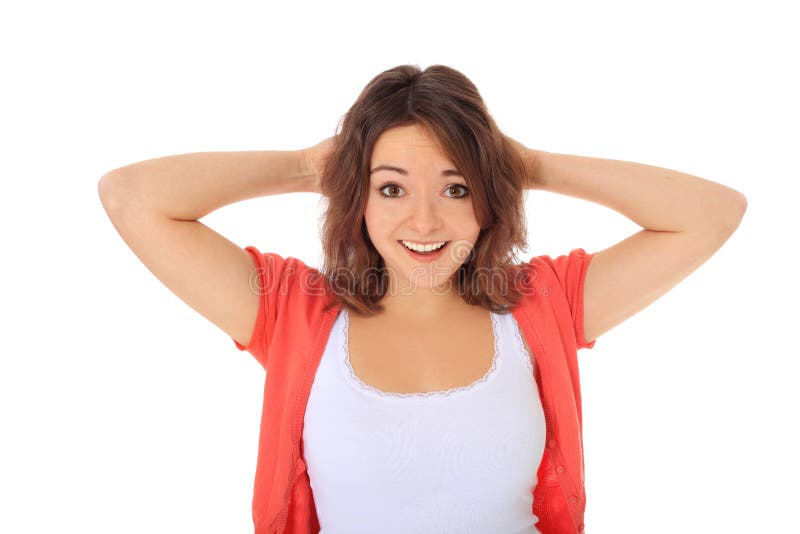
[369,164,463,177]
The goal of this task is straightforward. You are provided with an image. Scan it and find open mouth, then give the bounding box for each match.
[398,240,450,259]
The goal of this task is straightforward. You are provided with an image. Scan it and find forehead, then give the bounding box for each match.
[371,124,450,161]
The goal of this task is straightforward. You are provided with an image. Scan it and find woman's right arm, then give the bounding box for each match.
[98,149,318,220]
[97,148,323,350]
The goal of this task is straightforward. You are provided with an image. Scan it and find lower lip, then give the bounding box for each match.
[398,241,449,263]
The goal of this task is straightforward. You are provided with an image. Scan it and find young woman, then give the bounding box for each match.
[98,64,747,534]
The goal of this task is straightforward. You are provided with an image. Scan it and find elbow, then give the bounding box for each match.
[97,172,132,214]
[719,190,748,233]
[731,189,747,219]
[97,173,114,201]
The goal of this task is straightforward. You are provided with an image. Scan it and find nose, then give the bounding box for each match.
[408,195,443,235]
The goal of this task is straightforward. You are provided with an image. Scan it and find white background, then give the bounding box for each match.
[2,1,797,532]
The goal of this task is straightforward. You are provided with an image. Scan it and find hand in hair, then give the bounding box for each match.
[301,136,336,195]
[502,133,543,190]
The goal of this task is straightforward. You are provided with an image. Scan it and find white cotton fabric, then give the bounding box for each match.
[302,309,546,534]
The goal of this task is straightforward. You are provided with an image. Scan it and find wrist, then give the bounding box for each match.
[292,149,318,193]
[523,148,547,190]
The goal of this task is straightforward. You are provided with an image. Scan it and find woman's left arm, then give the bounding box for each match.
[510,138,747,343]
[527,148,746,231]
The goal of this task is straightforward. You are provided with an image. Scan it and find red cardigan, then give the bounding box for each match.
[234,245,596,534]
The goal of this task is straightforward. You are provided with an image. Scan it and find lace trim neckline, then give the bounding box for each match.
[511,314,535,373]
[341,309,502,399]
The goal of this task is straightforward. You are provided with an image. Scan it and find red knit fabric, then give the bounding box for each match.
[234,245,596,534]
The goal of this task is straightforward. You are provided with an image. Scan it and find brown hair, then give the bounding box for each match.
[318,64,531,316]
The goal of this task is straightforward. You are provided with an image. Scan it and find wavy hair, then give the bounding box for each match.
[318,64,530,316]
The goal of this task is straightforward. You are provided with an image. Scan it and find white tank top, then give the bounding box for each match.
[302,309,546,534]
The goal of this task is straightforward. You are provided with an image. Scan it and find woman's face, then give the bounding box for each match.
[364,123,481,292]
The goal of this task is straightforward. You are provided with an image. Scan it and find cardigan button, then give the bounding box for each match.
[556,465,565,473]
[547,439,556,449]
[578,523,585,532]
[568,494,579,504]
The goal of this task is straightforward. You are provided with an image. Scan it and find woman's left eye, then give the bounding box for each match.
[445,184,470,198]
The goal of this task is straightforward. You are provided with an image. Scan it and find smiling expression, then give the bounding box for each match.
[364,123,481,293]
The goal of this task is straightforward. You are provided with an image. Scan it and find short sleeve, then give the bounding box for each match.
[536,247,597,350]
[232,245,288,369]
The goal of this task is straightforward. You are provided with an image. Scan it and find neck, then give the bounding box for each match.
[378,285,467,320]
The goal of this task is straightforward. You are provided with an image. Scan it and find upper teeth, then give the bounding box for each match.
[402,240,447,252]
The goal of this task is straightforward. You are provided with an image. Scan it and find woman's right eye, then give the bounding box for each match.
[377,184,402,197]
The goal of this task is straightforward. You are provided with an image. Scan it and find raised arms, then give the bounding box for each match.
[97,146,327,349]
[505,136,747,344]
